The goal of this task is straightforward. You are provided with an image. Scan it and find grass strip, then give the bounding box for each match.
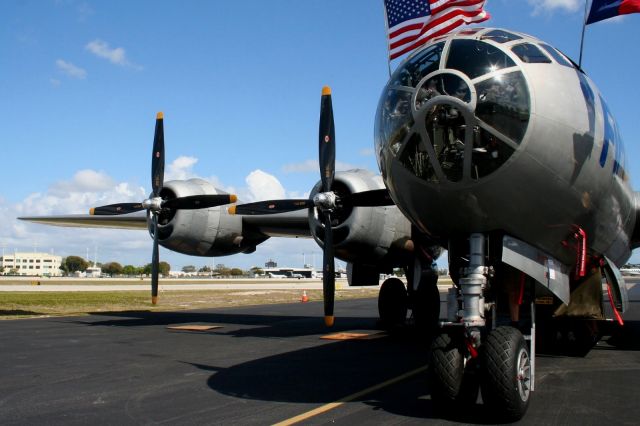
[0,289,379,320]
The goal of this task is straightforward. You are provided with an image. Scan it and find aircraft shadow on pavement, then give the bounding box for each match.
[186,334,502,424]
[604,320,640,350]
[535,320,640,356]
[70,310,640,423]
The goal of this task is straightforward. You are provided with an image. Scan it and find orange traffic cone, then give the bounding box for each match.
[301,290,309,303]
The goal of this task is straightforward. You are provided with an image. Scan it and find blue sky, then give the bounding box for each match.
[1,0,639,271]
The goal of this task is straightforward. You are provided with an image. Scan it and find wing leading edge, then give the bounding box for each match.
[19,213,148,230]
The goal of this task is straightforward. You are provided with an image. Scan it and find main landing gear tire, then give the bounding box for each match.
[378,278,408,328]
[429,332,479,407]
[481,326,531,422]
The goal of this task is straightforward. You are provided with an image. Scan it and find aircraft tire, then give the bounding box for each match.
[378,278,407,328]
[481,326,531,421]
[429,332,479,407]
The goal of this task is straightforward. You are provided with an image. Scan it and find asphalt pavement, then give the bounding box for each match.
[1,284,639,425]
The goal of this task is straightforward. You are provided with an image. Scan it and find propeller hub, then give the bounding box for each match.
[142,197,164,212]
[313,192,337,212]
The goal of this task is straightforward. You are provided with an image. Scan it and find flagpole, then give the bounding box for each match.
[578,0,590,68]
[382,0,392,78]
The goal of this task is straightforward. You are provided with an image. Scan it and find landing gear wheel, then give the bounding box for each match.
[378,278,408,328]
[481,326,531,421]
[430,332,479,407]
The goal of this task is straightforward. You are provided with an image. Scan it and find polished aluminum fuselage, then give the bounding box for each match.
[378,29,635,267]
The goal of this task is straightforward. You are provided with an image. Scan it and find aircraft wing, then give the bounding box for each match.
[18,209,312,237]
[18,212,148,230]
[241,209,311,238]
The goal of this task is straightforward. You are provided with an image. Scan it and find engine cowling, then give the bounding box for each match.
[150,178,268,256]
[308,169,415,269]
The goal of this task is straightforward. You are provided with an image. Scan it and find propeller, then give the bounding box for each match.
[318,86,336,327]
[89,112,237,304]
[228,87,395,326]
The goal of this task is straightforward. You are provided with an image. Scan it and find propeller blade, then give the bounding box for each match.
[163,194,238,210]
[89,203,144,216]
[151,213,160,305]
[319,86,335,193]
[151,112,165,198]
[322,213,335,327]
[346,188,394,207]
[228,199,313,215]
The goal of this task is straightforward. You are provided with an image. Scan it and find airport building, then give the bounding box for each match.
[263,267,317,278]
[0,252,63,276]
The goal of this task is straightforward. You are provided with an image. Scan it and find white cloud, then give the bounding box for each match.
[163,156,290,203]
[359,148,374,157]
[1,169,150,265]
[50,169,115,196]
[166,156,199,181]
[528,0,582,15]
[56,59,87,79]
[15,170,145,217]
[4,162,313,270]
[245,169,286,201]
[85,39,141,69]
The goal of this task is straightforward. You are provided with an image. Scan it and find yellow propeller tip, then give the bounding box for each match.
[230,194,238,203]
[156,112,164,120]
[152,296,158,305]
[89,208,95,216]
[228,205,237,215]
[322,86,331,96]
[324,315,335,327]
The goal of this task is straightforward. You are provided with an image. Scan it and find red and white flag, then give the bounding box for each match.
[384,0,490,60]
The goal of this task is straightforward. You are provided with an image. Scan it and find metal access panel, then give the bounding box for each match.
[602,257,629,315]
[501,235,571,305]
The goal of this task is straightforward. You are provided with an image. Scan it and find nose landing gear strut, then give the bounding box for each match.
[429,233,534,421]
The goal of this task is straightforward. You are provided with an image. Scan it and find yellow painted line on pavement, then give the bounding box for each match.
[166,325,222,331]
[272,364,428,426]
[320,331,387,341]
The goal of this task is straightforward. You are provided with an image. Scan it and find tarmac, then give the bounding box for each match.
[0,280,639,425]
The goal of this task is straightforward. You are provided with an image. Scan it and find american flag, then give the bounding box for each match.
[384,0,490,60]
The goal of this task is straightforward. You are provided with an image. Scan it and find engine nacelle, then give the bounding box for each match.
[149,179,268,257]
[308,169,414,269]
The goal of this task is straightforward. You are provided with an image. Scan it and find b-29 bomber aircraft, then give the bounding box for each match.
[22,28,635,421]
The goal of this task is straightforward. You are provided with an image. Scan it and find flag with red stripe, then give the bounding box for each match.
[586,0,640,25]
[384,0,490,60]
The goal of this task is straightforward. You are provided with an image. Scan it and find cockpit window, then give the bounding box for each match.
[539,44,573,67]
[511,43,551,63]
[390,42,445,88]
[471,126,515,180]
[475,71,530,143]
[376,33,534,186]
[446,39,516,80]
[377,88,414,159]
[425,104,466,182]
[481,29,522,44]
[399,133,439,183]
[415,73,471,109]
